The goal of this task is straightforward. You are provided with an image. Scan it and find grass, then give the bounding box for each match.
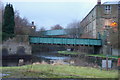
[1,64,119,78]
[58,51,119,59]
[86,54,120,59]
[58,51,80,55]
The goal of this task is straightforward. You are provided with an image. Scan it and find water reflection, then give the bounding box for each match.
[41,56,69,60]
[2,60,19,67]
[32,52,71,64]
[2,52,118,69]
[2,52,70,67]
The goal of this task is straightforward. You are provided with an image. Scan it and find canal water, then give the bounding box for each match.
[32,52,70,64]
[2,52,70,67]
[1,51,118,79]
[2,51,118,69]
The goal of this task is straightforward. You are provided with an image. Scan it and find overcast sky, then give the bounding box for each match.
[2,0,119,30]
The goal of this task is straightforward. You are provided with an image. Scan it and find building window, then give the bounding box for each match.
[104,19,112,29]
[104,5,111,14]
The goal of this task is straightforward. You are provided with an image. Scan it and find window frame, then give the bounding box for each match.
[104,5,111,14]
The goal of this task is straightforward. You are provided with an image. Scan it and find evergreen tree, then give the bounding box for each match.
[2,4,15,40]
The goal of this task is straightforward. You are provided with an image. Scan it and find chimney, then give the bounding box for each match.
[32,21,34,26]
[97,0,101,5]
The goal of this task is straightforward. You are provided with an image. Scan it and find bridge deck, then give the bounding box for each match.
[29,37,102,46]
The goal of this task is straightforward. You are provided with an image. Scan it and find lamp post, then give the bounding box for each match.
[104,27,109,70]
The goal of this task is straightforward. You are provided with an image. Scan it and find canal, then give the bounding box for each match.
[1,51,118,79]
[2,51,118,69]
[2,51,70,67]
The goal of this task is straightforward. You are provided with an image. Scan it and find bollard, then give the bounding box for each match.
[117,58,120,70]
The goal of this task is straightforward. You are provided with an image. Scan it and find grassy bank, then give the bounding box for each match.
[86,54,120,59]
[1,64,118,78]
[58,51,80,55]
[58,51,119,59]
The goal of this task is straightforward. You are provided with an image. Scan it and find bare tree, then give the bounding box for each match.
[14,10,31,27]
[0,1,3,23]
[0,1,3,25]
[39,27,46,32]
[51,24,63,30]
[66,20,82,38]
[0,1,3,42]
[14,10,32,35]
[35,27,46,36]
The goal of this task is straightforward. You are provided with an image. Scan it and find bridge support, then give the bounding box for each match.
[94,46,102,54]
[76,45,102,54]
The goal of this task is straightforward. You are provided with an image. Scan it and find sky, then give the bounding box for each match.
[2,0,119,30]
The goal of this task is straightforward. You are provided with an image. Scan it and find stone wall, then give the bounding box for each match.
[1,35,31,56]
[112,49,120,56]
[102,45,120,56]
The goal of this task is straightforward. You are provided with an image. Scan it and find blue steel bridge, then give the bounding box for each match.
[29,37,102,46]
[30,29,102,46]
